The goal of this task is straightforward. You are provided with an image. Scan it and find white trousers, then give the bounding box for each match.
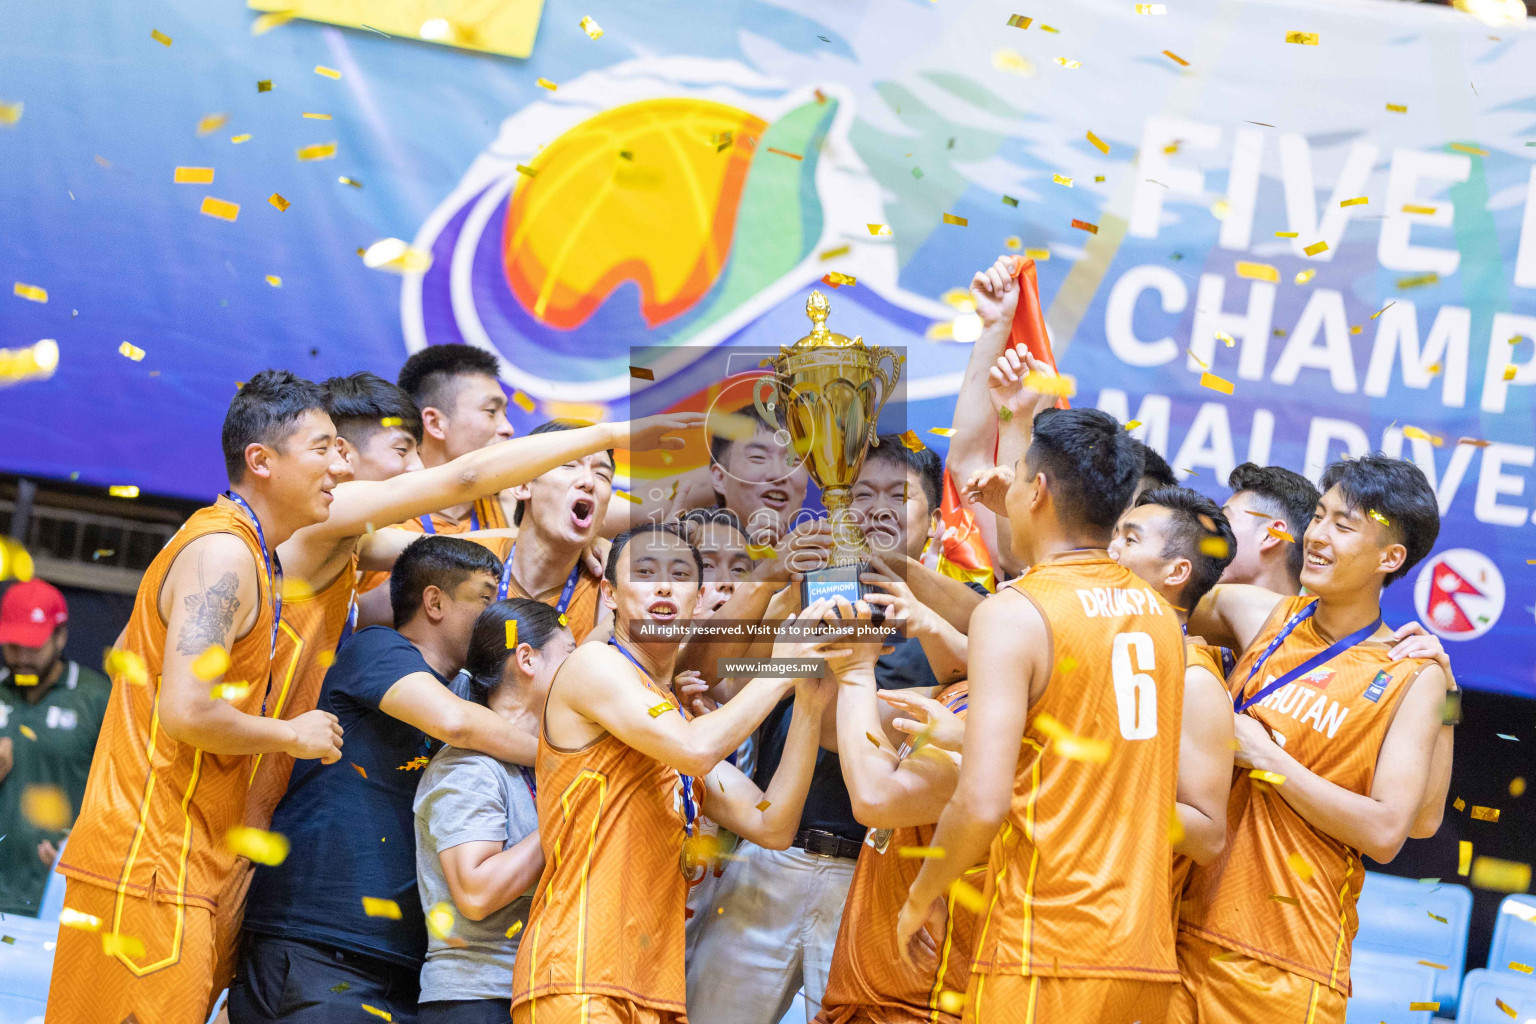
[685,842,857,1024]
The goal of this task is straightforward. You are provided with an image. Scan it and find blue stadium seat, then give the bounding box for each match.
[1488,894,1536,977]
[1346,949,1439,1024]
[1355,871,1473,1014]
[1457,968,1536,1023]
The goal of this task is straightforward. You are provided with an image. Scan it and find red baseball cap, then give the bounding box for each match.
[0,579,68,648]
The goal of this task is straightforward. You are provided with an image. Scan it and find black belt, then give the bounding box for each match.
[792,828,863,860]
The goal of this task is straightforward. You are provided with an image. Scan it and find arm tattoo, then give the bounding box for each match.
[176,564,243,656]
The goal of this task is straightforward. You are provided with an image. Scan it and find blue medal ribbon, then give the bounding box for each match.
[222,491,282,659]
[608,637,698,839]
[418,505,481,536]
[518,764,537,799]
[498,542,581,613]
[1233,602,1382,714]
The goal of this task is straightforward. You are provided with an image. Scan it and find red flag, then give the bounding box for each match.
[934,467,995,592]
[1006,257,1066,407]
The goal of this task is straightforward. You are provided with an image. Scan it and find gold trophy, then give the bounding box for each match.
[752,291,904,606]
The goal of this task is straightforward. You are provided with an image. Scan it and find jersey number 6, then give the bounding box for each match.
[1111,632,1157,740]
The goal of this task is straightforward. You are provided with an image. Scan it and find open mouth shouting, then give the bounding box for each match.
[759,487,791,512]
[646,597,680,622]
[570,496,597,531]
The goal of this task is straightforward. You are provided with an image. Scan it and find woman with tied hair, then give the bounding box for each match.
[412,599,575,1024]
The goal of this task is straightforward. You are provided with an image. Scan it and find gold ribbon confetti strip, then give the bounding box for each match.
[1162,50,1189,66]
[1295,269,1317,285]
[1472,857,1531,893]
[21,785,70,828]
[109,485,141,498]
[1417,959,1448,970]
[0,100,23,126]
[1007,14,1031,28]
[1387,103,1407,113]
[1407,1003,1440,1013]
[102,932,146,958]
[1286,852,1313,881]
[1303,240,1329,256]
[943,213,968,225]
[200,197,240,222]
[1267,527,1295,543]
[1458,840,1473,875]
[314,65,341,79]
[302,112,332,120]
[1199,372,1234,395]
[362,1006,392,1022]
[1035,712,1110,764]
[1071,219,1099,234]
[1449,142,1488,156]
[225,826,290,866]
[1284,31,1319,44]
[928,427,957,437]
[1052,174,1074,187]
[949,879,985,913]
[1511,962,1533,974]
[1340,196,1368,207]
[510,390,536,413]
[1235,261,1279,282]
[151,28,171,46]
[362,897,403,919]
[580,15,604,39]
[297,142,337,162]
[1135,4,1166,13]
[1428,911,1447,923]
[195,113,228,136]
[231,133,252,144]
[824,271,857,287]
[13,282,48,303]
[1055,58,1081,68]
[537,77,558,91]
[1495,998,1518,1018]
[118,341,146,362]
[868,223,893,236]
[1275,230,1299,238]
[897,846,946,859]
[1025,371,1077,397]
[1269,894,1300,906]
[1086,130,1109,154]
[191,644,230,680]
[819,244,850,260]
[648,701,677,718]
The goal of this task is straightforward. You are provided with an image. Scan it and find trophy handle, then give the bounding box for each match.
[750,375,780,430]
[864,347,904,446]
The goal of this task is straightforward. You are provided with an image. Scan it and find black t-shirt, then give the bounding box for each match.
[752,586,986,845]
[242,626,445,968]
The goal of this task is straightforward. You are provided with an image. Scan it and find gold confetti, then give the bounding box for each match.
[1455,796,1467,811]
[949,879,986,913]
[1367,509,1390,526]
[1199,537,1230,557]
[1459,840,1473,875]
[928,427,957,437]
[1135,4,1166,13]
[1408,1003,1440,1013]
[504,620,518,649]
[868,223,893,236]
[225,826,290,866]
[195,113,229,136]
[250,11,294,35]
[1052,174,1074,187]
[1024,371,1077,397]
[103,647,147,686]
[1511,962,1533,973]
[745,542,776,560]
[1035,712,1110,763]
[1370,301,1397,320]
[707,410,758,442]
[767,147,803,161]
[13,282,47,303]
[823,271,857,287]
[200,197,240,222]
[191,645,230,680]
[819,244,850,260]
[0,100,23,127]
[1387,103,1407,113]
[1449,142,1488,156]
[257,79,272,92]
[898,430,926,452]
[1417,959,1448,969]
[629,365,655,381]
[1168,804,1185,846]
[426,902,455,940]
[1472,805,1501,822]
[18,725,36,741]
[1496,998,1518,1018]
[648,702,677,718]
[1163,50,1189,66]
[1396,272,1440,289]
[362,1006,392,1022]
[536,77,558,91]
[1199,372,1234,395]
[118,341,146,362]
[1267,527,1295,543]
[1235,261,1279,282]
[898,846,947,859]
[1340,196,1368,207]
[1303,240,1328,256]
[151,29,171,46]
[510,390,536,413]
[615,490,640,505]
[865,731,883,748]
[1401,204,1437,216]
[102,932,145,958]
[1511,777,1526,797]
[515,164,538,178]
[1125,420,1142,430]
[231,134,252,144]
[1071,219,1099,234]
[506,921,524,939]
[1054,58,1082,68]
[1275,231,1299,238]
[352,763,368,779]
[755,800,771,812]
[363,897,402,919]
[21,785,71,829]
[938,990,966,1015]
[108,485,140,498]
[1295,269,1317,285]
[314,65,341,79]
[1269,894,1300,906]
[361,238,431,274]
[1285,31,1319,45]
[1007,14,1031,27]
[264,275,282,288]
[15,674,37,686]
[943,212,969,225]
[1087,130,1109,154]
[1504,365,1518,381]
[1002,195,1020,207]
[1025,247,1050,260]
[579,14,604,39]
[297,142,337,162]
[210,682,251,702]
[1287,852,1313,881]
[302,112,332,120]
[1401,425,1442,447]
[1215,330,1235,347]
[60,908,102,932]
[1473,857,1532,892]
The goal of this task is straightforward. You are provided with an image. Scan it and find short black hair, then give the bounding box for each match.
[708,411,782,470]
[389,535,502,629]
[677,506,749,545]
[1135,442,1178,490]
[221,369,329,482]
[863,433,943,516]
[604,522,702,584]
[1135,486,1236,610]
[513,420,616,526]
[1228,462,1322,583]
[396,343,501,412]
[1317,454,1440,587]
[454,598,568,706]
[323,372,424,446]
[1025,408,1144,535]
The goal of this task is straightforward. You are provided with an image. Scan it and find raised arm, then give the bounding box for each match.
[1174,664,1234,864]
[946,257,1021,492]
[860,562,967,685]
[1235,663,1446,864]
[379,673,537,766]
[702,672,834,849]
[897,590,1046,963]
[157,533,343,761]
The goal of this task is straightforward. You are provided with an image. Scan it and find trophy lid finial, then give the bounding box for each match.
[805,291,831,338]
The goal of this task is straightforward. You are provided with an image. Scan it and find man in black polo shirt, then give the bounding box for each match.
[685,438,974,1024]
[230,537,535,1024]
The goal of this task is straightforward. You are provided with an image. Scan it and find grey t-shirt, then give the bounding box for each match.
[413,745,540,1003]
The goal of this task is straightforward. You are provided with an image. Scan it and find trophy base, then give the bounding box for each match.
[801,563,886,626]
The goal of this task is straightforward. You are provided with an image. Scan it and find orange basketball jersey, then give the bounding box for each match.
[970,550,1185,983]
[59,500,277,917]
[355,494,512,593]
[821,683,980,1024]
[1179,596,1432,996]
[1170,640,1231,922]
[501,561,603,643]
[511,649,700,1018]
